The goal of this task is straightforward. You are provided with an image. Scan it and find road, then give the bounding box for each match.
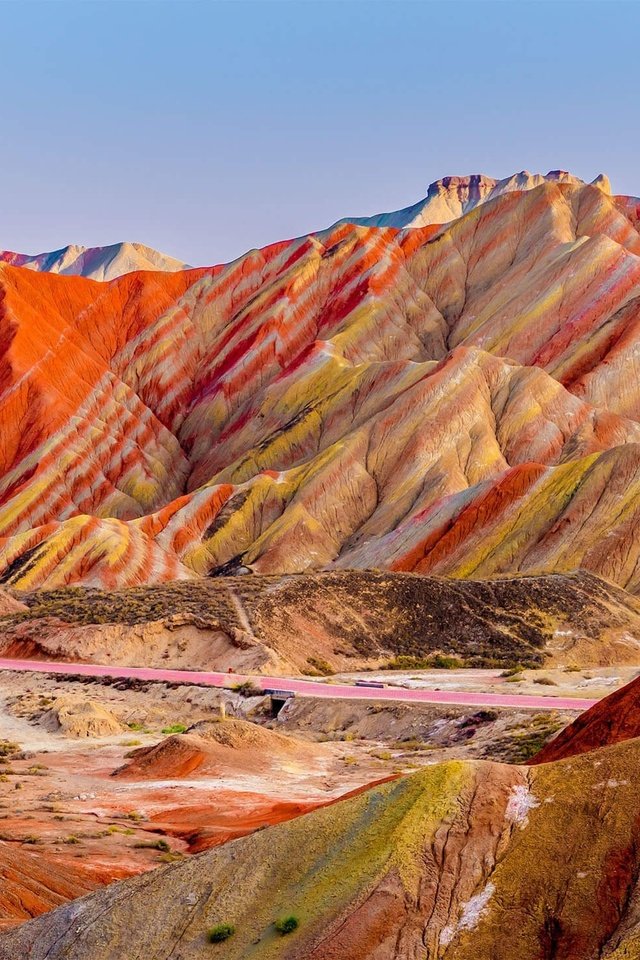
[0,657,598,711]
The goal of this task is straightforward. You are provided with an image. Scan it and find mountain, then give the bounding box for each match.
[4,175,640,589]
[336,168,613,228]
[0,242,188,281]
[531,670,640,763]
[3,738,640,959]
[2,570,640,671]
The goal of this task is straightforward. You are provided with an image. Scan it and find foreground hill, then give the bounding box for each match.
[2,737,639,959]
[0,241,188,280]
[1,570,638,670]
[531,670,640,763]
[4,175,640,587]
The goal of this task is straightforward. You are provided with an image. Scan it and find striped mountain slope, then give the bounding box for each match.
[3,178,640,588]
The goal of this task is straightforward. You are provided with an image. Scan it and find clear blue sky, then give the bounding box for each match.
[2,0,639,266]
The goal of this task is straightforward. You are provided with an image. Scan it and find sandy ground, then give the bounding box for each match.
[335,665,639,701]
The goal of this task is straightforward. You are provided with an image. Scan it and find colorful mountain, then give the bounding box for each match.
[3,738,640,959]
[3,175,640,589]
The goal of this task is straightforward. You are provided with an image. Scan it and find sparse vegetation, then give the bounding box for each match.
[501,665,524,677]
[207,922,235,943]
[386,654,465,670]
[534,676,558,686]
[231,681,262,698]
[161,724,188,734]
[484,714,564,763]
[133,838,170,852]
[306,657,334,676]
[274,915,299,935]
[157,851,184,863]
[0,741,21,759]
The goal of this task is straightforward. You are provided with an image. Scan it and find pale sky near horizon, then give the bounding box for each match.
[2,0,639,266]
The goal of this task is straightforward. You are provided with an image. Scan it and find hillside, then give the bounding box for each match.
[3,738,640,959]
[531,671,640,763]
[2,570,639,670]
[0,842,124,931]
[3,175,640,589]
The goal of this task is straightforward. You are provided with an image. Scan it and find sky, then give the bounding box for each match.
[2,0,640,267]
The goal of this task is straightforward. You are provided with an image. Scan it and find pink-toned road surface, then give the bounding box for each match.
[0,658,597,712]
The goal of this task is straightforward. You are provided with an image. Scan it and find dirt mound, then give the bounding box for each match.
[43,697,124,738]
[4,739,640,959]
[113,718,319,780]
[3,569,638,670]
[531,672,640,763]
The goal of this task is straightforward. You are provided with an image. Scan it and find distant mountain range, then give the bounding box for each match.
[0,241,188,281]
[0,170,616,279]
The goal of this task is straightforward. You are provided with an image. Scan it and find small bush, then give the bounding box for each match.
[207,922,235,943]
[231,681,262,698]
[63,835,80,844]
[533,676,558,686]
[161,724,187,735]
[275,915,299,935]
[133,838,170,852]
[500,665,524,678]
[306,657,334,676]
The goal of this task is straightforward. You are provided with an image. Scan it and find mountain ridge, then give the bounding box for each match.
[3,175,640,589]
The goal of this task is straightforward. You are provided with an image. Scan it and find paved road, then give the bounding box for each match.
[0,658,597,711]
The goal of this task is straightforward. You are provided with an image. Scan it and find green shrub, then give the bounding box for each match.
[306,657,334,676]
[161,724,187,734]
[275,915,299,935]
[133,838,170,852]
[207,922,235,943]
[500,665,524,677]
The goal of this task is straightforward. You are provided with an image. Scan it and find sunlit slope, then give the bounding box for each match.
[3,739,640,959]
[4,179,640,587]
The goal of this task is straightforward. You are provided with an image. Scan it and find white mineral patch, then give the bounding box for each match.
[439,883,495,946]
[505,784,540,826]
